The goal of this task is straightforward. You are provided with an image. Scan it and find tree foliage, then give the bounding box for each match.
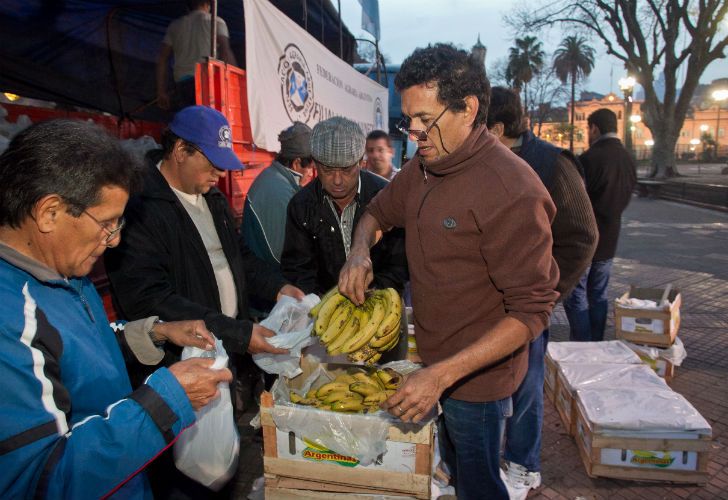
[553,36,595,151]
[506,36,545,125]
[509,0,728,178]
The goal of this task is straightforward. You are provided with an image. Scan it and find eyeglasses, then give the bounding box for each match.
[397,106,450,142]
[83,210,125,244]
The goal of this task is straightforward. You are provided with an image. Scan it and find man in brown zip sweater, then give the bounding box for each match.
[338,44,559,500]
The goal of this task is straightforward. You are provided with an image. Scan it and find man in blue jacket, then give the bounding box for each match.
[0,119,231,499]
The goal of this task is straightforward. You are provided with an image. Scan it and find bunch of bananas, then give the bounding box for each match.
[289,368,403,413]
[309,287,402,365]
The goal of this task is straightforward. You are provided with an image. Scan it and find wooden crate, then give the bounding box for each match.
[615,287,681,348]
[264,485,417,499]
[554,368,577,436]
[260,363,434,499]
[573,402,711,484]
[544,353,558,403]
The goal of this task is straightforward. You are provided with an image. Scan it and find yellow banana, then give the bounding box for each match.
[348,345,378,363]
[330,398,366,412]
[309,286,339,318]
[376,368,403,390]
[343,296,387,353]
[351,371,375,385]
[375,288,402,337]
[380,331,401,352]
[315,381,350,398]
[365,352,383,366]
[305,388,318,399]
[349,381,382,397]
[369,323,400,348]
[363,391,388,405]
[333,373,358,385]
[320,302,354,344]
[322,391,363,405]
[326,307,364,355]
[299,397,321,406]
[313,293,348,336]
[290,392,303,404]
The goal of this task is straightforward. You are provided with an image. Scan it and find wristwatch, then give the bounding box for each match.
[149,318,165,347]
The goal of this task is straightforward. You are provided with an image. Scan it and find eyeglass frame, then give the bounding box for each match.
[83,210,126,244]
[396,105,451,142]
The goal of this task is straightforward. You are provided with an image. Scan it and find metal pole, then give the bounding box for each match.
[210,0,218,59]
[716,105,722,160]
[375,40,381,85]
[320,0,324,42]
[337,0,343,59]
[624,91,633,156]
[302,0,308,31]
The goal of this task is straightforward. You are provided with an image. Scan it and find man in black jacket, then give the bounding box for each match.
[487,87,597,498]
[281,116,408,295]
[563,108,637,342]
[105,105,304,497]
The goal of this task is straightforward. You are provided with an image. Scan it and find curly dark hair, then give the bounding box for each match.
[0,120,143,228]
[394,43,490,128]
[487,87,528,138]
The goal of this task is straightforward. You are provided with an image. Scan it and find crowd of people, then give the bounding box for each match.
[0,17,638,500]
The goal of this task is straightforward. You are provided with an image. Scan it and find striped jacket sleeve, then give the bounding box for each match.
[0,283,196,499]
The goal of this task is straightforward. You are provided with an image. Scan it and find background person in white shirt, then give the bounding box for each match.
[364,129,398,180]
[156,0,238,110]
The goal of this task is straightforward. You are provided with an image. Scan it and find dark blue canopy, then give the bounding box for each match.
[0,0,355,121]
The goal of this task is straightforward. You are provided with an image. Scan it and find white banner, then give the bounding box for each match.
[244,0,388,152]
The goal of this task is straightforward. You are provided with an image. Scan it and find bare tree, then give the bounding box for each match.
[509,0,728,178]
[529,63,570,136]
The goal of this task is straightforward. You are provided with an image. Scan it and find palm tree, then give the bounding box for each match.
[506,36,545,127]
[553,36,595,152]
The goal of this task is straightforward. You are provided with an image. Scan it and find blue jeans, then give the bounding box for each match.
[504,329,548,472]
[563,259,613,342]
[439,396,512,500]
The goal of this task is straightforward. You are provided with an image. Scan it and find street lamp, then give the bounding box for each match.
[629,114,641,158]
[712,89,728,158]
[619,76,636,154]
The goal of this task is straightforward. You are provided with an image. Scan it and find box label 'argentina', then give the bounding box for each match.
[301,439,359,467]
[630,451,675,468]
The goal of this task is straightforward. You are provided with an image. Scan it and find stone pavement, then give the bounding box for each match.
[227,196,728,499]
[532,197,728,500]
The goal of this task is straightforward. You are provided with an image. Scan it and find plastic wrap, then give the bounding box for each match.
[622,338,687,367]
[269,358,429,465]
[577,388,712,433]
[547,340,641,364]
[253,294,319,377]
[559,363,668,392]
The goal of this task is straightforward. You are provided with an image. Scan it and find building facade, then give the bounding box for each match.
[538,93,727,159]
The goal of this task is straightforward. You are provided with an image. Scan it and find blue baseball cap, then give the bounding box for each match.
[169,106,243,171]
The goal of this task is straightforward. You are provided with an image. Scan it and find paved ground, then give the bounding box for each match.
[533,197,728,500]
[227,196,728,499]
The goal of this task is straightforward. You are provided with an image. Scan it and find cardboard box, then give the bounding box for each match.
[574,401,711,484]
[260,361,434,499]
[554,364,669,437]
[615,287,681,348]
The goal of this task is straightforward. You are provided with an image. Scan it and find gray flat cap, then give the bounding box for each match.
[310,116,365,168]
[278,122,312,159]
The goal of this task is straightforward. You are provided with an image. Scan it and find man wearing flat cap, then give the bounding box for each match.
[243,122,314,267]
[281,116,408,296]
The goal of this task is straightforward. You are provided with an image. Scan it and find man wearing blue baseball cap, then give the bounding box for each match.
[105,106,304,495]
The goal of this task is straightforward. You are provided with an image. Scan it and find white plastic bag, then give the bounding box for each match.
[174,338,240,490]
[253,294,319,378]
